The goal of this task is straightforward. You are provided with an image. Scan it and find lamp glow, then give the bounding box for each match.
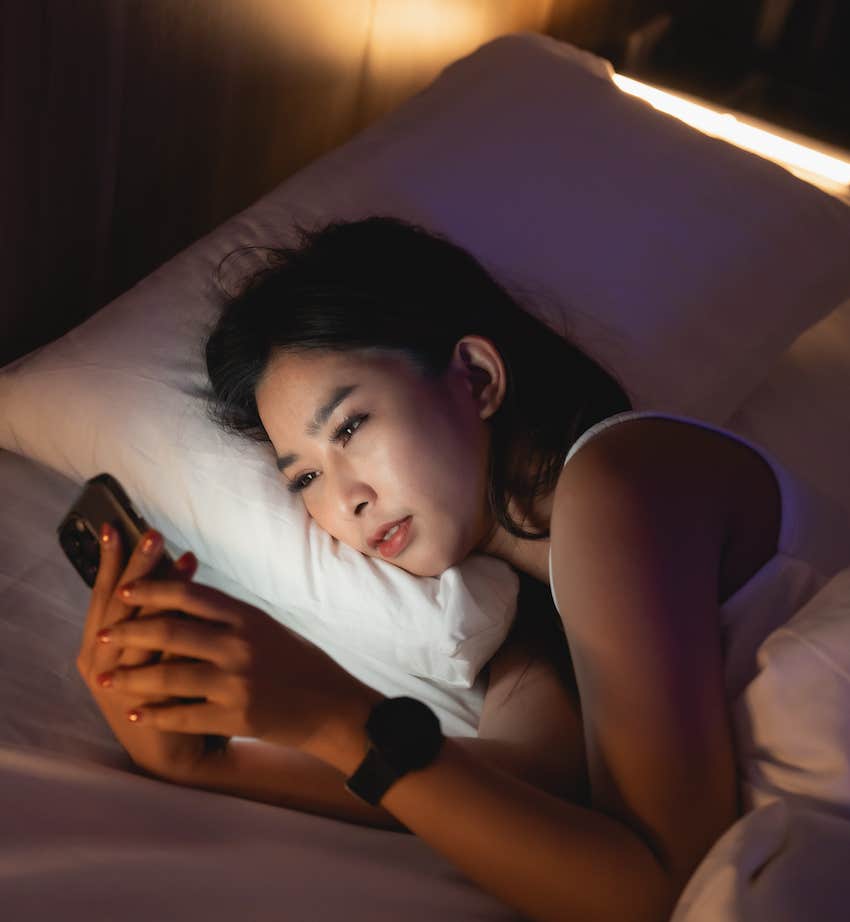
[612,73,850,197]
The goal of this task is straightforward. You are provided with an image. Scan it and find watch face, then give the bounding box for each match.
[366,697,443,772]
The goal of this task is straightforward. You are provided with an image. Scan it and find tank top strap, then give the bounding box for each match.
[562,409,850,578]
[563,410,693,468]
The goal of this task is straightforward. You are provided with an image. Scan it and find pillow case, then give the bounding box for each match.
[237,30,850,425]
[3,32,850,686]
[737,566,850,814]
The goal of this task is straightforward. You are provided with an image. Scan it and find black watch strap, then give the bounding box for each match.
[344,697,444,806]
[344,746,401,806]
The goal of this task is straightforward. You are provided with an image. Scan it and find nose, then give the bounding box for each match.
[331,466,373,521]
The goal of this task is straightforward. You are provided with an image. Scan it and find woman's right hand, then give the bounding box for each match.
[76,524,218,783]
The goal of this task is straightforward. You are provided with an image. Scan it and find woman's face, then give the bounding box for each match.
[254,339,506,576]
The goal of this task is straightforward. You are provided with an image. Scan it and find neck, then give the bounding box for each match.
[478,492,554,584]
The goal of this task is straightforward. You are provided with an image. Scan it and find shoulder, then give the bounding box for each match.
[554,416,739,538]
[548,416,740,885]
[550,416,733,650]
[550,414,734,627]
[550,415,735,639]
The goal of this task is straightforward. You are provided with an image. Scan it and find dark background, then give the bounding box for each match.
[615,0,850,151]
[2,0,848,368]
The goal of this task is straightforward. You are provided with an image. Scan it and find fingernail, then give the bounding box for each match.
[175,552,196,573]
[100,523,112,545]
[96,672,113,688]
[128,710,142,723]
[141,531,160,555]
[97,629,111,643]
[118,582,135,599]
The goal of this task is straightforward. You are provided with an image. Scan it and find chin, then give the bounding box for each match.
[378,535,461,577]
[390,551,447,578]
[398,559,440,577]
[427,548,465,577]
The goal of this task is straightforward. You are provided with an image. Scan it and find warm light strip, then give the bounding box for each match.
[612,73,850,191]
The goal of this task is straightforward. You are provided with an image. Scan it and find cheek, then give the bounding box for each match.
[410,450,488,560]
[301,495,327,530]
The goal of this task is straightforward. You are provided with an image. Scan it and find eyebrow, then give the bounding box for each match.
[275,384,359,472]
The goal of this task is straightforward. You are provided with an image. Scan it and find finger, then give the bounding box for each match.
[123,700,238,738]
[111,579,247,629]
[108,530,170,627]
[91,529,172,671]
[81,522,125,658]
[172,552,198,580]
[122,552,199,671]
[79,523,136,675]
[100,659,225,701]
[99,614,238,670]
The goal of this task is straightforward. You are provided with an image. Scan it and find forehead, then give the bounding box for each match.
[283,347,400,376]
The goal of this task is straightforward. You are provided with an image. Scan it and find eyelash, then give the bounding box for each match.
[287,413,369,494]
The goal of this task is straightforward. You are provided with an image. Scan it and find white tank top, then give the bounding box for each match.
[547,410,850,701]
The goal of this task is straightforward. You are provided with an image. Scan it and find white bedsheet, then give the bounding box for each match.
[0,744,521,922]
[671,798,850,922]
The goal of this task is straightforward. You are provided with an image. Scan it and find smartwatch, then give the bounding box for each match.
[345,696,444,806]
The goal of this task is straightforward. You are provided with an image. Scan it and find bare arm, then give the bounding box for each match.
[167,736,574,834]
[167,609,588,831]
[169,736,407,830]
[167,717,671,922]
[305,716,673,922]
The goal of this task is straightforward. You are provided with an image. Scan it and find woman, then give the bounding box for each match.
[77,216,782,922]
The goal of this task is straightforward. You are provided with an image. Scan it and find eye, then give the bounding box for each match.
[334,413,367,445]
[287,413,369,494]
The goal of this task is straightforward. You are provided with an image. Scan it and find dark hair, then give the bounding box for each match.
[203,214,632,541]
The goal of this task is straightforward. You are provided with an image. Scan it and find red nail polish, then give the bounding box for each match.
[97,629,111,643]
[127,710,142,723]
[96,672,113,688]
[175,552,196,572]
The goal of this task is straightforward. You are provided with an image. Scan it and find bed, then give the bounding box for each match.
[3,31,850,921]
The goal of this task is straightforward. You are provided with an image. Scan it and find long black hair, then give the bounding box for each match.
[203,214,632,542]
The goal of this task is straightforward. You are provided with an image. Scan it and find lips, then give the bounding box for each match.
[368,516,411,550]
[375,516,413,559]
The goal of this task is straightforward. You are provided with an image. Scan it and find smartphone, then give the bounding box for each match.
[58,473,228,755]
[58,472,174,588]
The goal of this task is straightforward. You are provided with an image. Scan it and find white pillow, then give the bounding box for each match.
[247,30,850,425]
[737,566,850,813]
[3,32,850,686]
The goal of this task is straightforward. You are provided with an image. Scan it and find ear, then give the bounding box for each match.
[449,335,507,422]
